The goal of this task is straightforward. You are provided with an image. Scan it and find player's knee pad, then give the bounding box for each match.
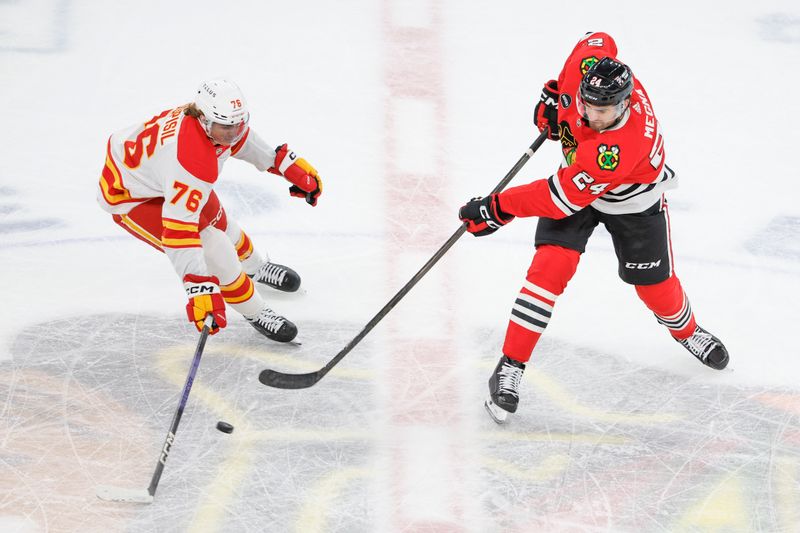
[199,191,228,232]
[527,244,581,295]
[635,273,681,303]
[201,227,242,285]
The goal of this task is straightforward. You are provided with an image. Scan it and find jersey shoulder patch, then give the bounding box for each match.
[567,32,618,77]
[177,116,219,184]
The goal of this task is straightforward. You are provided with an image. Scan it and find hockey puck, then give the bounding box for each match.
[216,421,234,434]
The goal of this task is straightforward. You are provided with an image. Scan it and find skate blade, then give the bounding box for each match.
[484,397,508,424]
[254,284,307,296]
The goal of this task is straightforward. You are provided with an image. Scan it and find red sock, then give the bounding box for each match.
[502,245,580,363]
[635,274,696,339]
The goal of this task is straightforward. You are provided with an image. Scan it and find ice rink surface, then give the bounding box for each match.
[2,1,800,531]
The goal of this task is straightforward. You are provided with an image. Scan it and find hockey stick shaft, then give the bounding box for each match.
[259,128,551,390]
[146,316,212,497]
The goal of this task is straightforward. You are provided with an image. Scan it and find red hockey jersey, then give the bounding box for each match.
[499,32,676,219]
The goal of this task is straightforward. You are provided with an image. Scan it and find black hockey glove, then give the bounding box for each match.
[458,194,515,236]
[534,80,560,141]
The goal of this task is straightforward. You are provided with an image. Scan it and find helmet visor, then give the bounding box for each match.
[576,92,625,127]
[206,114,249,146]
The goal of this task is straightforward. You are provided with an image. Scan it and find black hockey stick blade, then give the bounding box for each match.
[259,367,322,389]
[258,129,551,391]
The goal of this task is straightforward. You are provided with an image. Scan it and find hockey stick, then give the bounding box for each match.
[259,128,551,390]
[96,315,213,503]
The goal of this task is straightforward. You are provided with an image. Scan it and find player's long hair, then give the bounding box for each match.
[183,103,203,119]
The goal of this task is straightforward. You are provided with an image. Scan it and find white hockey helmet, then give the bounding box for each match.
[194,79,250,145]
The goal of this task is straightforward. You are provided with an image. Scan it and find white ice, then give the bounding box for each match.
[1,1,799,532]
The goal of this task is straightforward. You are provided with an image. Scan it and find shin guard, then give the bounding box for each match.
[202,227,264,317]
[502,245,580,362]
[635,274,696,339]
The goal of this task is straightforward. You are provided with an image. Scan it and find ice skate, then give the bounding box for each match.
[676,325,729,370]
[246,306,298,343]
[250,262,301,292]
[485,355,526,424]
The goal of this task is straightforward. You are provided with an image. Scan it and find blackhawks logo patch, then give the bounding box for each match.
[580,56,599,75]
[564,148,577,166]
[597,144,620,171]
[559,123,577,149]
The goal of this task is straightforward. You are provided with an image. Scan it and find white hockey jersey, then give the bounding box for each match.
[97,105,279,280]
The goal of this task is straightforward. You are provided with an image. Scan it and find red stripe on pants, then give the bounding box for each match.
[111,191,228,251]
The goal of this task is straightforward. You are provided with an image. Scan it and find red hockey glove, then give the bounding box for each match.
[183,274,226,334]
[269,144,323,206]
[534,80,560,141]
[458,194,515,236]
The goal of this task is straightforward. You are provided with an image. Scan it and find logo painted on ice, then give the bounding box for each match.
[597,144,620,171]
[580,56,599,75]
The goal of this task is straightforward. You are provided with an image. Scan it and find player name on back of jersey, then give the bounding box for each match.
[634,89,656,140]
[159,106,186,146]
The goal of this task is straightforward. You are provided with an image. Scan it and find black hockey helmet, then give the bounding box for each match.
[579,57,634,106]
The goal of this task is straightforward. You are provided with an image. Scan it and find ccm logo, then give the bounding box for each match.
[479,205,500,229]
[159,432,176,465]
[186,285,214,295]
[625,260,661,270]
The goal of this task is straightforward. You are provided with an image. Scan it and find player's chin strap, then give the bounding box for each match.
[257,128,553,390]
[606,101,630,130]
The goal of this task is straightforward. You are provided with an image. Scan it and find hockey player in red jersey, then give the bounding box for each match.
[458,33,729,423]
[97,79,323,342]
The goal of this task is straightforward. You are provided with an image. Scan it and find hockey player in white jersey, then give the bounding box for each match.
[97,79,323,342]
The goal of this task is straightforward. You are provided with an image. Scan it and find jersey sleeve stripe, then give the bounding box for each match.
[599,183,657,203]
[98,139,144,206]
[548,175,580,216]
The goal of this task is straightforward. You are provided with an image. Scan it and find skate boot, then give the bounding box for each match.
[676,325,729,370]
[250,262,301,292]
[484,355,526,424]
[245,306,298,343]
